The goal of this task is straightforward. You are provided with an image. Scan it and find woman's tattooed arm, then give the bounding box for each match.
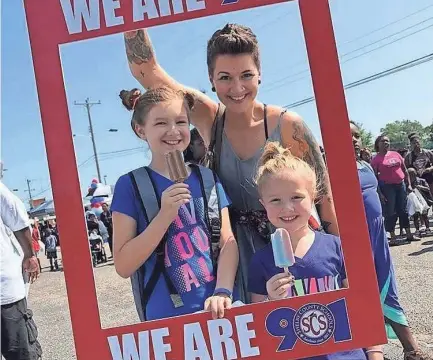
[123,29,218,138]
[283,113,339,235]
[124,29,174,89]
[124,30,154,66]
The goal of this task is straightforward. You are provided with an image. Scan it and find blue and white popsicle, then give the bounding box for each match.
[271,228,295,273]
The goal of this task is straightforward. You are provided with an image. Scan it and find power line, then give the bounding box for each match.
[99,147,143,156]
[339,3,433,47]
[265,4,433,81]
[263,15,433,92]
[31,186,51,199]
[78,155,95,168]
[342,21,433,63]
[345,52,433,89]
[283,52,433,109]
[31,147,146,198]
[341,16,433,58]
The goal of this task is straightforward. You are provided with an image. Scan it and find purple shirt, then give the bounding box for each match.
[248,232,366,360]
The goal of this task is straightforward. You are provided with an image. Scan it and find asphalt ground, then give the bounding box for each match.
[26,237,432,360]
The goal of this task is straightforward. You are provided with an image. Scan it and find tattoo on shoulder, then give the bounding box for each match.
[125,30,153,65]
[292,121,329,197]
[292,121,311,162]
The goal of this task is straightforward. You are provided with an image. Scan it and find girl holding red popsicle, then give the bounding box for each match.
[248,142,383,360]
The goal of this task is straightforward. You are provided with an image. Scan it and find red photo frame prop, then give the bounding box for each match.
[23,0,387,358]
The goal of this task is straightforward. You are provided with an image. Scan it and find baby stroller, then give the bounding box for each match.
[89,231,107,267]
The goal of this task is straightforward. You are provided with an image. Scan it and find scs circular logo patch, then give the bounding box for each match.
[293,303,335,345]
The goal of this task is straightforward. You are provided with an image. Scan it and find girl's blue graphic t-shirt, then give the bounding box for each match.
[248,232,367,360]
[111,167,230,321]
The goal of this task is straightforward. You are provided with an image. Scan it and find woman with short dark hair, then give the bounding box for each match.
[123,25,338,302]
[371,135,418,244]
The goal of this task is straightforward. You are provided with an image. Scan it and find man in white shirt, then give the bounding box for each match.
[1,181,42,359]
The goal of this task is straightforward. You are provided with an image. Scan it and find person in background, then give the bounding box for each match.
[405,133,433,195]
[407,168,432,236]
[44,230,59,272]
[98,217,109,245]
[371,135,418,245]
[398,148,409,160]
[86,212,100,235]
[100,203,113,257]
[1,181,42,359]
[183,128,206,164]
[350,123,428,360]
[40,222,49,243]
[360,148,372,163]
[31,220,42,272]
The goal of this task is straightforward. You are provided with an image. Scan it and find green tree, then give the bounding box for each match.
[424,122,433,148]
[380,119,426,150]
[352,121,373,150]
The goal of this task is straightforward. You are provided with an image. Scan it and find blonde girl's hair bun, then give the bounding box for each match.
[258,141,293,168]
[255,141,319,199]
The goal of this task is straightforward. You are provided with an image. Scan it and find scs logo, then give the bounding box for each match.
[294,304,335,345]
[265,299,351,352]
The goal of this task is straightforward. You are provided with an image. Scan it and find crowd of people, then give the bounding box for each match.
[85,204,113,266]
[358,132,433,246]
[0,186,115,359]
[108,24,431,360]
[30,219,60,272]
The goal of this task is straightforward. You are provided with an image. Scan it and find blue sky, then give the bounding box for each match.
[2,0,433,206]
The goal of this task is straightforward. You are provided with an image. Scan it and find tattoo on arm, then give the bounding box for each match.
[292,121,329,197]
[124,30,154,66]
[321,221,332,233]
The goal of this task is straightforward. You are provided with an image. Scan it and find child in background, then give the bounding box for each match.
[407,168,432,236]
[112,86,238,321]
[45,230,59,271]
[183,128,206,165]
[248,142,382,360]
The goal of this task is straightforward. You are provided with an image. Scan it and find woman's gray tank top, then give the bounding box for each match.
[216,111,285,303]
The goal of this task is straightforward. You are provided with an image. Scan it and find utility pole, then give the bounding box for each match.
[25,179,35,209]
[74,98,102,182]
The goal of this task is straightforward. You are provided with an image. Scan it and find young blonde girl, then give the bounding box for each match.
[248,142,383,360]
[111,87,238,321]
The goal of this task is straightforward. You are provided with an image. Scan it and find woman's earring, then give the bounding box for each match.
[211,86,216,92]
[258,79,261,85]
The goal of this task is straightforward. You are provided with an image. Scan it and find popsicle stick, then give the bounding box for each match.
[283,267,289,274]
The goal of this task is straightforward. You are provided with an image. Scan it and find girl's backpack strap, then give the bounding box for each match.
[190,164,222,267]
[128,167,162,321]
[129,167,159,223]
